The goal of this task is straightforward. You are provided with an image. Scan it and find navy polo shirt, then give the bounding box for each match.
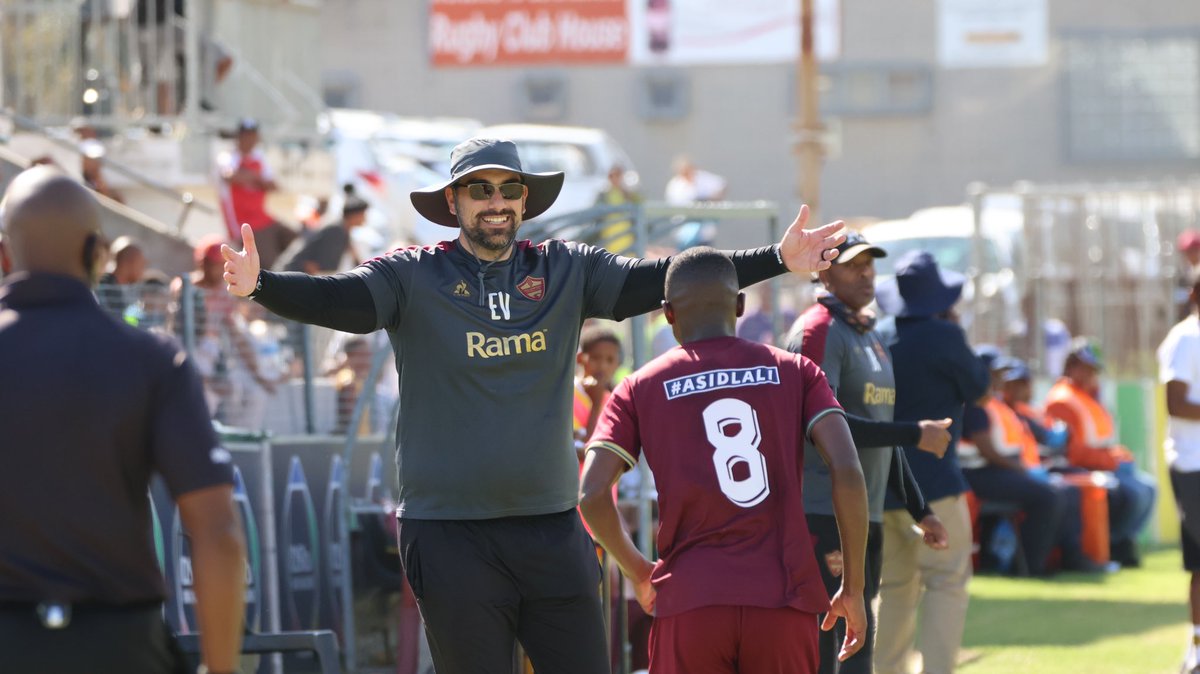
[0,273,232,604]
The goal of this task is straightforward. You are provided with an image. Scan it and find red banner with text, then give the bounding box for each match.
[429,0,630,67]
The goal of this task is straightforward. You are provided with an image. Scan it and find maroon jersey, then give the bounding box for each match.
[589,336,843,618]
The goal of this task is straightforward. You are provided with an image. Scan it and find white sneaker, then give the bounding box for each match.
[1180,644,1199,674]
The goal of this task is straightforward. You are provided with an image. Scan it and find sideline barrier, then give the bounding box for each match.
[152,426,424,673]
[176,632,341,674]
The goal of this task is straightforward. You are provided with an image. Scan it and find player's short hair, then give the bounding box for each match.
[665,246,736,298]
[580,326,622,356]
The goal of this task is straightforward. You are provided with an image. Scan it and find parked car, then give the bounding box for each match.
[474,123,640,223]
[322,109,482,249]
[861,204,1026,344]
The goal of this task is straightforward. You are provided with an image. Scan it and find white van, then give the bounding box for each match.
[475,123,639,221]
[861,204,1025,344]
[322,109,482,249]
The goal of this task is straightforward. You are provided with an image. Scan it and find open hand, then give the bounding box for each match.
[778,204,847,275]
[222,223,261,297]
[917,418,953,457]
[821,586,866,661]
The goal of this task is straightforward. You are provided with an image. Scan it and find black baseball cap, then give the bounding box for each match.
[834,231,887,265]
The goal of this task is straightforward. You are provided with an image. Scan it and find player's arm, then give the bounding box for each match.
[178,485,246,674]
[579,447,656,615]
[1166,380,1200,420]
[809,412,869,661]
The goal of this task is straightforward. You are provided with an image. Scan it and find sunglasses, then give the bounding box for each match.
[458,182,525,201]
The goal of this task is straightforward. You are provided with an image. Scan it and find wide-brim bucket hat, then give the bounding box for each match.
[876,250,965,318]
[410,137,564,228]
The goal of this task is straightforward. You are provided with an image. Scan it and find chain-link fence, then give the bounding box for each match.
[95,276,396,438]
[964,180,1200,379]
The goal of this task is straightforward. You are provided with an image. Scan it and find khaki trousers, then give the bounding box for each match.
[875,494,973,674]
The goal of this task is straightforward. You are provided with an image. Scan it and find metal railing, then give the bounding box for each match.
[0,0,323,136]
[968,179,1200,379]
[0,106,212,231]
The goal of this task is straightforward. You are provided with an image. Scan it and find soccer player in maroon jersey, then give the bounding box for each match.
[580,247,869,674]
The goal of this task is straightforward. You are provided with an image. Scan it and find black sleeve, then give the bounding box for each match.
[888,446,933,522]
[611,245,786,321]
[250,270,378,334]
[844,413,923,450]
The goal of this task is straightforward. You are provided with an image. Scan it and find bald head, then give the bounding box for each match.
[663,246,743,343]
[1,166,103,281]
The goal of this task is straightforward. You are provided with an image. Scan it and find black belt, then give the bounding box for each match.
[0,599,161,629]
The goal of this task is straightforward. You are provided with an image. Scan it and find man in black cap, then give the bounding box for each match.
[0,166,247,673]
[787,232,951,674]
[872,250,990,674]
[280,184,369,274]
[221,137,847,673]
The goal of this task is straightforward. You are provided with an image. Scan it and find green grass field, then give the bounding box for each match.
[957,545,1192,673]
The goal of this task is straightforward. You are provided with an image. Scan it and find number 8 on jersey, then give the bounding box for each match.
[704,398,770,508]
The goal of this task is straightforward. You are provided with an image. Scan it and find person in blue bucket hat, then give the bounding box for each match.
[873,250,990,674]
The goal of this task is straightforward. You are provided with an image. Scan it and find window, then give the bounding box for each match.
[790,63,933,117]
[1063,33,1200,162]
[637,69,689,121]
[521,72,568,122]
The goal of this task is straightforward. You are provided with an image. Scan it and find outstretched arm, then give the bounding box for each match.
[611,205,845,320]
[223,223,378,333]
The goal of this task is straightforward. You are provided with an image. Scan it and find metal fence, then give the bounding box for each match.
[96,276,395,438]
[967,180,1200,379]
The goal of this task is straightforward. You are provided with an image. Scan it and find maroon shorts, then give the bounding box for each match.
[649,605,819,674]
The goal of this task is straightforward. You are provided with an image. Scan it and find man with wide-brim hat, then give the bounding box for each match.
[220,135,852,674]
[788,233,952,674]
[872,249,990,674]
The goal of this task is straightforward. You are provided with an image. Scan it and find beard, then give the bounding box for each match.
[461,210,520,252]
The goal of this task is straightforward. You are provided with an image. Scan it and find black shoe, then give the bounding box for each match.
[1061,556,1107,574]
[1111,539,1142,568]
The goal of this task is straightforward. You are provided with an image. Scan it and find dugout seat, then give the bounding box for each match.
[176,630,341,674]
[966,491,1029,576]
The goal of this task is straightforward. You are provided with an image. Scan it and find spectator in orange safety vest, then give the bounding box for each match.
[1045,337,1157,568]
[961,350,1103,575]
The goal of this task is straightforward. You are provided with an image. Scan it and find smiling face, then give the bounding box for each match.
[445,169,527,260]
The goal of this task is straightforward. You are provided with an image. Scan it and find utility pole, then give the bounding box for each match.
[796,0,823,221]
